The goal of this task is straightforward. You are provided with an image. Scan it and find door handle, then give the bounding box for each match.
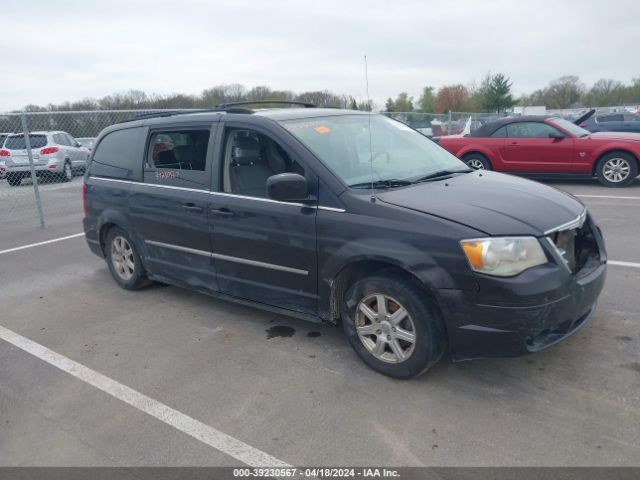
[210,207,235,217]
[182,203,203,213]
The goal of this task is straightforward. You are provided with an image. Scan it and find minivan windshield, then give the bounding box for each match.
[282,115,468,187]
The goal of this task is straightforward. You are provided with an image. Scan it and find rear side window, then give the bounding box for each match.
[5,135,48,149]
[144,128,212,189]
[90,127,144,181]
[491,126,507,138]
[506,122,559,138]
[598,114,623,122]
[53,133,69,145]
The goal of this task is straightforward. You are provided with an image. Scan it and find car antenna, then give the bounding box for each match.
[365,55,376,203]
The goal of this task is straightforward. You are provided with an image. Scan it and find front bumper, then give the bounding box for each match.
[438,214,607,360]
[439,262,605,360]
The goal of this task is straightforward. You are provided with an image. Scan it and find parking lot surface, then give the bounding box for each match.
[0,178,639,466]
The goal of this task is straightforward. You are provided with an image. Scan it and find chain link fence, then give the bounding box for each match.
[0,108,518,232]
[381,111,510,137]
[0,109,193,230]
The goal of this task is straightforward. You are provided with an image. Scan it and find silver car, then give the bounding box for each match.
[1,131,90,186]
[0,133,10,178]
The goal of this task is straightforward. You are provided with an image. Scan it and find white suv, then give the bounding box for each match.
[0,131,90,186]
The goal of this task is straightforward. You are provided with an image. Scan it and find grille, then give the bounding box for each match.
[551,220,601,275]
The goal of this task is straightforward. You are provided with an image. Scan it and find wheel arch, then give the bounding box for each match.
[329,258,446,322]
[592,148,640,176]
[459,148,494,167]
[96,210,137,256]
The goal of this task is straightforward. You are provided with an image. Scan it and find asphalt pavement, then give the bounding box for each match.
[0,177,638,467]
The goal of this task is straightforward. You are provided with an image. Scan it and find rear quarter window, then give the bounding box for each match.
[89,127,144,181]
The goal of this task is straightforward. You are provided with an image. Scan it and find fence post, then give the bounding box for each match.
[447,111,452,135]
[20,112,45,228]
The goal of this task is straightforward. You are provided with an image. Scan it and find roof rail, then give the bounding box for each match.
[216,100,316,109]
[124,107,254,123]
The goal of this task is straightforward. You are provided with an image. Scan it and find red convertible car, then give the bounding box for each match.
[435,116,640,187]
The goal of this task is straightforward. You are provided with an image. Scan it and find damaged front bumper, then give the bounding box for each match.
[438,213,607,360]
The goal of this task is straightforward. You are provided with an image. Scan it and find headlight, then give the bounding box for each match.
[460,237,547,277]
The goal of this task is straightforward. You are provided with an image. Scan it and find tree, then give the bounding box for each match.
[544,76,585,108]
[583,79,624,107]
[417,86,437,112]
[394,92,414,112]
[481,73,516,112]
[436,84,470,112]
[384,98,395,112]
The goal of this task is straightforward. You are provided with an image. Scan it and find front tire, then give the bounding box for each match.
[596,151,638,187]
[104,227,151,290]
[341,271,445,379]
[462,153,491,170]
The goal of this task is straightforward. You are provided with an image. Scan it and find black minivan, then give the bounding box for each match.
[83,105,607,378]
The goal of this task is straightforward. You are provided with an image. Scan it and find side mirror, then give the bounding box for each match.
[75,142,82,148]
[266,173,309,202]
[548,132,565,140]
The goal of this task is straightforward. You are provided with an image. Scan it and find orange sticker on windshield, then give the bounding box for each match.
[314,126,331,134]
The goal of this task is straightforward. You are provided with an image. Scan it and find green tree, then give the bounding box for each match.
[384,98,395,112]
[481,73,516,112]
[417,86,437,112]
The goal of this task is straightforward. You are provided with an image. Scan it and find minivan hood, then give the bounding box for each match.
[376,171,584,236]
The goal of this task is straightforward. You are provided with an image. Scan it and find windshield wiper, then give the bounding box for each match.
[414,168,472,182]
[349,179,413,189]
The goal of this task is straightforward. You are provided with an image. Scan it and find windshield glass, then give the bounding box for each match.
[551,118,591,137]
[281,114,466,187]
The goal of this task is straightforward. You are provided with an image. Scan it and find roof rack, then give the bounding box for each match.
[215,100,316,109]
[124,107,254,123]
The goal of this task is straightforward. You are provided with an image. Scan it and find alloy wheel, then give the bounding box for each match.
[111,236,135,281]
[355,293,417,363]
[466,158,485,170]
[602,158,630,183]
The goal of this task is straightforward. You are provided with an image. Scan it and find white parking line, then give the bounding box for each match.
[608,260,640,269]
[0,233,84,255]
[576,194,640,200]
[0,324,290,468]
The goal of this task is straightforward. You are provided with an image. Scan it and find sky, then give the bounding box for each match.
[1,0,638,111]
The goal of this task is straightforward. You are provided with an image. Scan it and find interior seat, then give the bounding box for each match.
[173,144,198,170]
[230,136,274,197]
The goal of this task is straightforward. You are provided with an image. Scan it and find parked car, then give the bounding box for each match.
[0,133,10,179]
[76,137,96,152]
[83,104,606,379]
[578,111,640,134]
[0,131,90,186]
[435,116,640,187]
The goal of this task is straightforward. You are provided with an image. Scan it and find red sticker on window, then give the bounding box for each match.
[314,126,331,134]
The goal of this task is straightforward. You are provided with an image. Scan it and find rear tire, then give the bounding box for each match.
[341,271,445,379]
[104,227,151,290]
[6,173,22,186]
[462,153,491,170]
[60,161,73,183]
[596,151,638,187]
